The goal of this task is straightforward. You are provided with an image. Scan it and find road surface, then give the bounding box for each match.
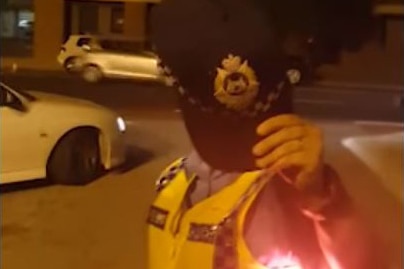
[1,73,402,269]
[1,73,403,122]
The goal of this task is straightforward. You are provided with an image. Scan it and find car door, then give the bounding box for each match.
[116,54,138,75]
[97,40,131,74]
[0,85,44,183]
[111,40,157,78]
[102,52,139,78]
[124,53,159,79]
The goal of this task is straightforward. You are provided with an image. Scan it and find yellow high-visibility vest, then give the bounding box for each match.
[147,158,326,269]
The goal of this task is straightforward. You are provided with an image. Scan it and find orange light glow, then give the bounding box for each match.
[265,250,303,269]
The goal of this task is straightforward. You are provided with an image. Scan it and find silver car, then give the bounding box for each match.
[78,48,164,83]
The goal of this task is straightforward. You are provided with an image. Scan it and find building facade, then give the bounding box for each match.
[1,0,159,71]
[317,2,404,86]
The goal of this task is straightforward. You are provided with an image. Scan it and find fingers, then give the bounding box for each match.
[254,115,325,193]
[256,114,305,136]
[255,140,303,168]
[268,152,321,191]
[266,151,306,172]
[253,125,306,157]
[306,124,323,140]
[266,152,309,190]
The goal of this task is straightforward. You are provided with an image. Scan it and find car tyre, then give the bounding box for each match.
[64,57,79,73]
[82,65,103,83]
[47,128,103,185]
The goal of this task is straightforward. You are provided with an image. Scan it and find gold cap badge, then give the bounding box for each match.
[214,54,260,111]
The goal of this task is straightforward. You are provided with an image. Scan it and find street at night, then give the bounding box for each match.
[1,73,402,269]
[1,0,403,267]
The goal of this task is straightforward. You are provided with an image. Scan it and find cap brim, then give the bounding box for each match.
[179,88,293,171]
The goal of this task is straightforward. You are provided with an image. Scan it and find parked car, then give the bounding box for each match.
[57,34,152,73]
[77,50,163,83]
[0,82,126,185]
[57,35,103,73]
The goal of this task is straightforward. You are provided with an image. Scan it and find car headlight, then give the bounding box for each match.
[116,116,126,133]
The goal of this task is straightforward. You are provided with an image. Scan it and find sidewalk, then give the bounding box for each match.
[311,80,404,93]
[0,68,68,79]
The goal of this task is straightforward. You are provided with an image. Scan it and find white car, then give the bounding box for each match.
[57,35,103,72]
[79,50,163,83]
[0,82,126,185]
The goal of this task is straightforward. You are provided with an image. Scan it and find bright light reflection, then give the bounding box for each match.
[116,117,126,132]
[265,250,303,269]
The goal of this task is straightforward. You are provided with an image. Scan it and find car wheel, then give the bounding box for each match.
[64,57,79,73]
[82,65,102,83]
[286,68,303,85]
[47,128,103,185]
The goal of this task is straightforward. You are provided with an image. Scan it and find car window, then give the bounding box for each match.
[99,39,145,53]
[77,37,103,51]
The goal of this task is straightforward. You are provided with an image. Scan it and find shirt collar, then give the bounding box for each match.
[185,150,243,182]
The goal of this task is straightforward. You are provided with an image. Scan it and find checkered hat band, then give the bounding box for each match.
[156,58,286,118]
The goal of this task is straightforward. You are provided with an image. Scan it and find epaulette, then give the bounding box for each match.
[155,157,187,192]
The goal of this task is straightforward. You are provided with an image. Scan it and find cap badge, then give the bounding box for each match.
[214,54,259,111]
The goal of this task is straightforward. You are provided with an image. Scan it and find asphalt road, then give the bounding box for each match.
[1,73,403,122]
[1,73,403,269]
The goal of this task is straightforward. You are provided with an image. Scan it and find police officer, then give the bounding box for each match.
[146,0,386,268]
